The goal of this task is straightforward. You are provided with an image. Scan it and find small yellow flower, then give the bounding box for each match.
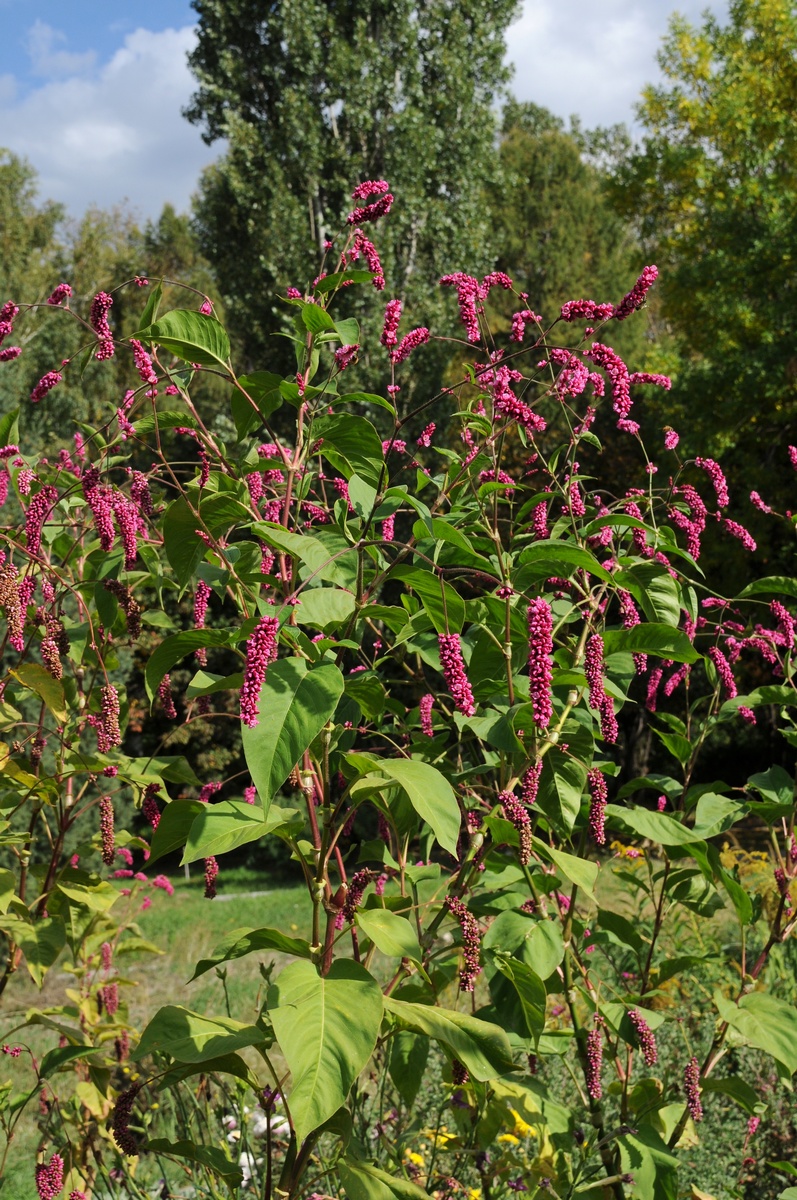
[468,1189,482,1200]
[404,1151,425,1167]
[498,1133,520,1145]
[510,1109,535,1138]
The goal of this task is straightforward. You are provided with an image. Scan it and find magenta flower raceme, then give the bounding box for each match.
[618,589,647,674]
[101,941,113,971]
[157,673,177,718]
[560,298,614,324]
[142,782,161,829]
[438,634,476,717]
[91,684,122,753]
[771,600,795,646]
[419,693,435,737]
[334,343,359,371]
[99,797,115,865]
[353,230,385,289]
[521,760,543,806]
[684,1056,703,1122]
[695,456,729,508]
[646,664,664,713]
[629,1008,658,1066]
[584,634,605,711]
[613,264,658,321]
[130,338,157,385]
[440,273,482,342]
[351,179,390,201]
[204,856,219,899]
[585,1022,603,1100]
[707,646,737,700]
[628,371,671,390]
[499,790,532,865]
[722,518,756,552]
[381,513,395,542]
[35,1154,64,1200]
[446,896,482,991]
[112,1084,140,1155]
[112,493,138,569]
[380,299,402,349]
[531,498,549,540]
[585,343,631,418]
[30,370,62,403]
[240,615,280,727]
[664,428,680,450]
[342,868,375,922]
[587,768,608,846]
[750,490,771,514]
[100,981,119,1015]
[527,598,553,728]
[194,579,212,664]
[0,346,21,362]
[46,282,73,306]
[346,192,393,225]
[24,485,58,555]
[244,785,257,804]
[510,309,542,341]
[416,422,435,448]
[392,326,430,363]
[90,291,115,359]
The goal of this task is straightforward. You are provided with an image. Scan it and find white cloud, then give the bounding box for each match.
[26,20,96,79]
[506,0,729,130]
[0,25,221,219]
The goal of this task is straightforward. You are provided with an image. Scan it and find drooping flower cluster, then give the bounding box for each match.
[347,179,394,225]
[587,768,608,846]
[439,273,482,342]
[707,645,737,700]
[352,229,385,289]
[510,309,542,341]
[380,299,402,350]
[130,338,158,385]
[419,693,435,737]
[24,485,58,555]
[194,579,212,664]
[142,783,162,829]
[158,673,177,718]
[30,370,62,403]
[695,457,729,508]
[91,684,122,753]
[35,1154,64,1200]
[240,616,280,727]
[527,598,553,728]
[585,343,631,419]
[111,1084,140,1155]
[46,282,73,306]
[446,896,482,991]
[342,868,375,922]
[629,1008,658,1065]
[392,326,430,364]
[204,856,219,899]
[438,634,476,717]
[89,291,115,359]
[613,264,658,321]
[99,797,115,865]
[585,1021,603,1100]
[629,371,671,390]
[499,790,532,865]
[684,1056,703,1121]
[521,760,543,806]
[560,298,614,324]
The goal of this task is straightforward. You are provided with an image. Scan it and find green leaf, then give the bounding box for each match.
[241,658,344,812]
[40,1044,96,1078]
[701,1076,760,1114]
[0,408,20,448]
[146,1139,243,1184]
[145,628,231,701]
[534,840,598,896]
[191,926,312,980]
[10,664,67,722]
[391,565,466,634]
[357,909,422,961]
[162,496,207,586]
[141,309,230,369]
[738,577,797,600]
[388,1031,428,1107]
[135,1005,266,1063]
[268,959,383,1143]
[313,412,385,488]
[617,1125,678,1200]
[253,522,336,578]
[618,564,682,626]
[131,410,199,436]
[0,869,15,915]
[537,749,588,835]
[715,991,797,1074]
[371,758,460,857]
[338,1158,430,1200]
[603,624,700,663]
[513,542,613,591]
[182,799,293,865]
[314,270,375,294]
[334,391,396,416]
[300,302,336,333]
[149,800,205,864]
[137,279,163,330]
[57,877,118,913]
[297,587,356,630]
[490,956,546,1046]
[185,670,243,699]
[605,804,703,846]
[0,916,65,987]
[383,997,515,1080]
[747,766,793,805]
[232,371,285,438]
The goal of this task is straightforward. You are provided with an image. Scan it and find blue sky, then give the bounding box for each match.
[0,0,726,221]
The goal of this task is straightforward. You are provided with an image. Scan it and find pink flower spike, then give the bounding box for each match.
[527,598,553,729]
[438,633,476,717]
[240,616,280,727]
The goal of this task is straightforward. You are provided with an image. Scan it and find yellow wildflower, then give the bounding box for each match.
[498,1133,520,1145]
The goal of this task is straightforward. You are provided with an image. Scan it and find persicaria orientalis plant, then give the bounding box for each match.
[1,178,796,1198]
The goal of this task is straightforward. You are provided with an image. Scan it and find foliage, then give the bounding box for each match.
[187,0,519,403]
[609,0,797,578]
[2,180,797,1200]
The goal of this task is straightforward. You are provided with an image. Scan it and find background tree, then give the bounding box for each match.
[186,0,520,405]
[610,0,797,580]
